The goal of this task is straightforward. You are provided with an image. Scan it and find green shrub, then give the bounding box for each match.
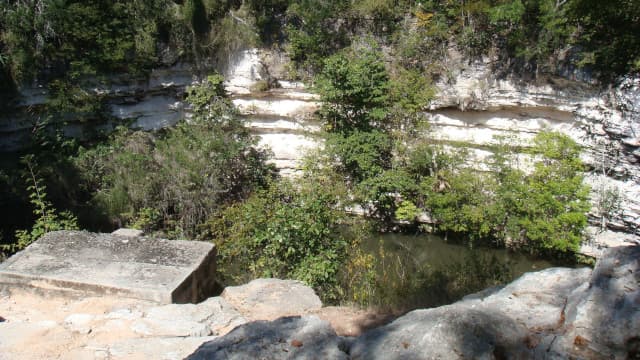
[73,75,274,238]
[3,156,78,253]
[207,179,350,302]
[325,130,393,183]
[357,169,419,222]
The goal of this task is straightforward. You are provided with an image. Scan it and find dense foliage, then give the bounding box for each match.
[314,44,590,256]
[206,179,352,301]
[2,0,638,97]
[71,75,274,238]
[280,0,640,79]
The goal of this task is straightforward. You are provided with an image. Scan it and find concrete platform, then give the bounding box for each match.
[0,231,217,304]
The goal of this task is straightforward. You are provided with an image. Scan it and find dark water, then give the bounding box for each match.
[360,232,567,310]
[364,232,558,277]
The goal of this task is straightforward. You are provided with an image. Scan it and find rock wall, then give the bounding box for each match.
[426,51,640,235]
[0,63,195,151]
[3,46,639,234]
[225,49,321,176]
[0,48,321,176]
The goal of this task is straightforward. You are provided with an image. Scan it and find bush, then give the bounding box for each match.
[357,169,419,222]
[207,179,350,302]
[74,75,274,238]
[3,156,78,253]
[325,130,393,183]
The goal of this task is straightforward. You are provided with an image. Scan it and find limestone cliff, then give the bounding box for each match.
[3,47,640,237]
[427,51,640,236]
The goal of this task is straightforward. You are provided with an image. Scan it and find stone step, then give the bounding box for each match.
[0,230,217,304]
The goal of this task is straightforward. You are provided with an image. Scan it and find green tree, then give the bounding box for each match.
[421,168,496,241]
[285,0,351,74]
[492,132,590,254]
[520,132,590,252]
[567,0,640,77]
[316,47,390,133]
[75,75,274,238]
[325,130,393,183]
[357,169,419,222]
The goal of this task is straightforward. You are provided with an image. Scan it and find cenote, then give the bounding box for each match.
[360,232,572,312]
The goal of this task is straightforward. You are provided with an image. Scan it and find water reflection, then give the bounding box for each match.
[360,232,566,311]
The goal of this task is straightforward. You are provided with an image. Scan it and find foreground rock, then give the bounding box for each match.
[186,316,349,360]
[221,278,322,321]
[548,246,640,359]
[1,242,637,359]
[0,230,217,303]
[0,278,326,359]
[188,245,639,359]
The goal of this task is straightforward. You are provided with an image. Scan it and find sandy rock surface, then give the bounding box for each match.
[0,278,384,359]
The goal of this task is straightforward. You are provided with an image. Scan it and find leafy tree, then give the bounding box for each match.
[358,169,419,222]
[184,0,210,36]
[421,168,496,241]
[519,131,590,252]
[74,75,274,237]
[285,0,351,74]
[488,131,590,253]
[567,0,640,77]
[592,180,623,232]
[316,46,390,133]
[325,130,393,183]
[405,142,466,180]
[244,0,289,43]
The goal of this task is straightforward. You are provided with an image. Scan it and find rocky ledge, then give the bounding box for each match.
[2,243,635,359]
[189,245,639,360]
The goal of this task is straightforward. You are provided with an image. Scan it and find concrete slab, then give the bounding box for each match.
[0,231,217,304]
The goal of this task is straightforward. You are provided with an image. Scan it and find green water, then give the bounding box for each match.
[360,232,565,310]
[365,232,558,276]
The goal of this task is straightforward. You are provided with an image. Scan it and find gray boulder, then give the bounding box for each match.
[473,267,593,331]
[548,246,640,359]
[185,315,348,360]
[349,305,532,360]
[132,297,247,337]
[182,245,640,359]
[221,278,322,321]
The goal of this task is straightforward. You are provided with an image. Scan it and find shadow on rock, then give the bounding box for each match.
[185,315,349,360]
[349,305,532,360]
[549,245,640,359]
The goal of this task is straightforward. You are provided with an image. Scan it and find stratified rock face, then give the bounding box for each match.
[0,230,217,303]
[3,46,640,231]
[426,51,640,234]
[221,278,323,321]
[0,63,195,151]
[225,49,321,176]
[185,316,349,360]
